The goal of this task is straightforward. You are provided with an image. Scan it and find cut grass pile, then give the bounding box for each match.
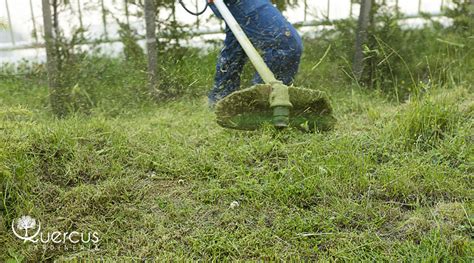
[0,83,472,261]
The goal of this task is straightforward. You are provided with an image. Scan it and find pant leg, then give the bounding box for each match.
[208,29,248,104]
[246,4,303,85]
[252,46,302,86]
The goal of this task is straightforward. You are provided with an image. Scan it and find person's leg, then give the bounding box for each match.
[246,4,303,85]
[253,46,302,86]
[208,29,248,106]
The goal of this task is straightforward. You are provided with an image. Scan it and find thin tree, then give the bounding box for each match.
[353,0,373,80]
[144,0,160,97]
[100,0,108,39]
[77,0,84,30]
[29,0,39,43]
[42,0,66,116]
[5,0,15,45]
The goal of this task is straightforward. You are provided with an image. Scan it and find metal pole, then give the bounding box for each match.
[29,0,38,43]
[418,0,422,14]
[5,0,15,45]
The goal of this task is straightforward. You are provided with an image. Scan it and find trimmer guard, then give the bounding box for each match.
[215,85,336,132]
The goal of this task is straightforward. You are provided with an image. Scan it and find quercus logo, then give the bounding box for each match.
[12,215,100,245]
[12,216,41,242]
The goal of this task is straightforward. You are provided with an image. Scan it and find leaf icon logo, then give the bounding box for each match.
[12,215,41,243]
[17,216,36,235]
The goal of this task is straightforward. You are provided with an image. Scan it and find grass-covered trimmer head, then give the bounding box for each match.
[215,84,336,132]
[211,0,336,132]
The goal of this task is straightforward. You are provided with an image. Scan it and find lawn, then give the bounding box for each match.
[0,29,473,261]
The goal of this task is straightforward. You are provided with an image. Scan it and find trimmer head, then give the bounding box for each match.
[215,85,336,132]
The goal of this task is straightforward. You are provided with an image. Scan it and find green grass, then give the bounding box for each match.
[0,29,473,261]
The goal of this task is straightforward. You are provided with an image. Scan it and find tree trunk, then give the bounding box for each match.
[124,0,130,25]
[144,0,160,97]
[353,0,372,81]
[5,0,15,45]
[77,0,83,29]
[101,0,108,39]
[29,0,38,42]
[42,0,66,117]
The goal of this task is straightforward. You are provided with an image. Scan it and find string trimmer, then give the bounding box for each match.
[181,0,336,132]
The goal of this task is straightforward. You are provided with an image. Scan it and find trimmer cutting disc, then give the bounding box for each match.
[209,0,336,132]
[215,85,336,132]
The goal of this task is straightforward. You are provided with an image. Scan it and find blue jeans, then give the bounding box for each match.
[208,1,303,104]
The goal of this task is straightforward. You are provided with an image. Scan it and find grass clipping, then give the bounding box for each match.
[215,84,336,132]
